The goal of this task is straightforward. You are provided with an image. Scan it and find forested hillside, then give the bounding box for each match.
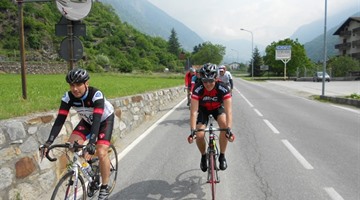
[99,0,204,52]
[0,0,183,72]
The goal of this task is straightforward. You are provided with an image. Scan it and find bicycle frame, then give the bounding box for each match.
[46,142,93,199]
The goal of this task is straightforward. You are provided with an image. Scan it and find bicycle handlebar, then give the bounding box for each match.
[195,128,229,132]
[45,142,86,162]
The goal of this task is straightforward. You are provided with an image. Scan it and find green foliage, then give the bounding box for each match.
[96,54,110,68]
[327,56,360,77]
[0,1,183,73]
[191,42,226,65]
[249,47,264,76]
[263,38,312,77]
[346,93,360,100]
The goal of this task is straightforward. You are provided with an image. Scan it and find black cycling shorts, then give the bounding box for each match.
[197,106,225,125]
[72,114,114,146]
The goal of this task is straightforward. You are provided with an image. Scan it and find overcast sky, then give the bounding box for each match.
[147,0,360,46]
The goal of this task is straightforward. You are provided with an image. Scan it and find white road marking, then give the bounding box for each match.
[254,108,263,117]
[117,98,186,161]
[331,104,360,114]
[282,140,314,170]
[235,88,254,107]
[324,187,344,200]
[263,119,280,134]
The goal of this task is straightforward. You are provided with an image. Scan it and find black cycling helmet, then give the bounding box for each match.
[65,68,90,84]
[200,63,218,80]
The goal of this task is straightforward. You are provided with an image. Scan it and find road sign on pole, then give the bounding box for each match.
[59,36,83,62]
[276,45,292,80]
[275,45,291,60]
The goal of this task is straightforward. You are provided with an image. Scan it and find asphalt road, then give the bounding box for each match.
[264,80,359,97]
[108,78,359,200]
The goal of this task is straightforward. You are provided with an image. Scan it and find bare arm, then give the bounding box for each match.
[223,98,232,129]
[190,98,199,130]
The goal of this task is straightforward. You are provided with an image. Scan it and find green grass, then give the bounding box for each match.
[0,73,183,120]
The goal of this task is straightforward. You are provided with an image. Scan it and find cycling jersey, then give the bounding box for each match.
[191,81,231,110]
[218,71,233,89]
[190,75,201,92]
[47,86,114,144]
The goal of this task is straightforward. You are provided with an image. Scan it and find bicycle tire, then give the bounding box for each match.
[209,152,216,200]
[51,171,86,200]
[105,144,118,194]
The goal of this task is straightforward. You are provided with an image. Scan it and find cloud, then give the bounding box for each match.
[148,0,360,46]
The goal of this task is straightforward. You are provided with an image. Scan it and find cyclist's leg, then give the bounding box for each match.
[97,144,110,184]
[195,123,206,154]
[68,119,89,144]
[196,108,208,154]
[196,108,208,172]
[214,108,229,170]
[213,107,228,154]
[96,114,114,186]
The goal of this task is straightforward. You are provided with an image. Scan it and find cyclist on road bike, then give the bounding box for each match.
[39,68,114,200]
[188,63,234,172]
[185,68,196,106]
[218,65,233,93]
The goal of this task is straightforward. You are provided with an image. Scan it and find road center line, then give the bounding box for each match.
[324,187,344,200]
[235,88,254,107]
[263,119,280,134]
[281,139,314,170]
[254,108,263,117]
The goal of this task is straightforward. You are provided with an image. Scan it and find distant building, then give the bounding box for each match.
[333,17,360,60]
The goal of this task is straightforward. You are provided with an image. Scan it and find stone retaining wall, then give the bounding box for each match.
[0,86,185,200]
[0,62,68,74]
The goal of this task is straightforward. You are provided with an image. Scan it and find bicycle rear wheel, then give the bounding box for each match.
[51,171,86,200]
[209,152,216,200]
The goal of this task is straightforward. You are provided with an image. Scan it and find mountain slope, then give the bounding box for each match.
[99,0,204,51]
[303,11,360,62]
[291,7,360,43]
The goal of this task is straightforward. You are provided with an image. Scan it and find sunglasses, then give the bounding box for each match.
[202,78,215,83]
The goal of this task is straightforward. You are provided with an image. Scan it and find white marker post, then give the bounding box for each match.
[275,45,291,80]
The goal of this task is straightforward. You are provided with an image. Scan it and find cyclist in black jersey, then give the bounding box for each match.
[188,63,234,172]
[39,68,114,200]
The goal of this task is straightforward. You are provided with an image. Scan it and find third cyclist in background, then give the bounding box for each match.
[218,65,233,94]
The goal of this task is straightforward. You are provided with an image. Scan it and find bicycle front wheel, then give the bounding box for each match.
[105,144,118,194]
[209,152,216,200]
[51,171,86,200]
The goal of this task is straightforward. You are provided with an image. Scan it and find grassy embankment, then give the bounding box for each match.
[0,73,183,120]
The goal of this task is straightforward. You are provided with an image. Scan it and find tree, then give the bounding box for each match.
[263,38,312,77]
[191,42,225,65]
[167,28,181,57]
[249,47,264,77]
[328,56,360,77]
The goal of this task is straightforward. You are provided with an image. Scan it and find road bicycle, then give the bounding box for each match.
[43,141,118,200]
[191,115,232,200]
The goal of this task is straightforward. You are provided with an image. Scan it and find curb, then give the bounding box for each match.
[320,96,360,108]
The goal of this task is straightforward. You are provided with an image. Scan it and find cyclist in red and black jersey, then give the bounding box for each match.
[39,68,114,200]
[188,63,234,172]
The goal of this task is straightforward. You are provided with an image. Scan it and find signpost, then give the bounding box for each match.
[15,0,91,99]
[276,45,291,80]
